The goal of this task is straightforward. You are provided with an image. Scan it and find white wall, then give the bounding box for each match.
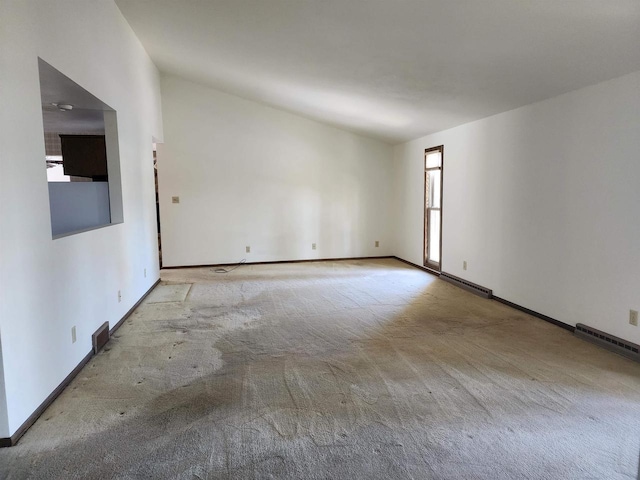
[392,70,640,344]
[0,0,163,438]
[157,75,393,267]
[0,336,8,437]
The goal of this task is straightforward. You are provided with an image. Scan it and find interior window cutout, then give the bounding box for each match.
[38,58,123,238]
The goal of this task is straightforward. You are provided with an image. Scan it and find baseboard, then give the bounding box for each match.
[162,256,394,269]
[110,278,161,334]
[0,278,161,448]
[392,256,441,276]
[493,296,574,332]
[440,272,493,299]
[574,324,639,363]
[0,350,93,448]
[391,256,574,334]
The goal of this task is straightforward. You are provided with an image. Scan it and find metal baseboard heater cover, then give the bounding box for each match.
[575,323,639,362]
[92,321,110,354]
[440,272,493,299]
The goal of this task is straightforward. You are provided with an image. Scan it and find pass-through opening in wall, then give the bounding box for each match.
[38,58,123,238]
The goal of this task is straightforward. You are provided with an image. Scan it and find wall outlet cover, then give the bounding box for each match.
[631,310,638,327]
[171,196,180,204]
[246,246,250,253]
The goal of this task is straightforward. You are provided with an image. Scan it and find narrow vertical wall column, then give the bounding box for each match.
[0,334,9,438]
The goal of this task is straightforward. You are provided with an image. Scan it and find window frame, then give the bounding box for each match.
[423,145,444,272]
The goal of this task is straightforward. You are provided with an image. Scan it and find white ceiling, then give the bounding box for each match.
[115,0,640,144]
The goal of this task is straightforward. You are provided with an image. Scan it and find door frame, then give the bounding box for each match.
[423,145,444,272]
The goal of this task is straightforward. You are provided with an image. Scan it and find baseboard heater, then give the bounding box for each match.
[575,323,640,362]
[440,272,493,299]
[92,321,110,354]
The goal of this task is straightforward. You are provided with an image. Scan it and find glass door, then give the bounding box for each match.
[424,146,443,271]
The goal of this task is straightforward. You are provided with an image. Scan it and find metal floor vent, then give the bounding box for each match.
[575,323,640,362]
[92,321,110,354]
[440,272,492,299]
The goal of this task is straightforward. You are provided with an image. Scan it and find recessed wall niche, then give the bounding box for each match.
[38,58,123,238]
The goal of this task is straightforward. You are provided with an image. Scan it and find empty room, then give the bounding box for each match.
[1,1,639,478]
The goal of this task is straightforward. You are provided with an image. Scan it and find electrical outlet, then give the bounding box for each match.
[463,261,467,271]
[71,326,76,344]
[118,290,122,303]
[246,246,250,253]
[144,268,147,278]
[312,243,317,250]
[171,196,180,204]
[375,241,380,248]
[630,310,638,327]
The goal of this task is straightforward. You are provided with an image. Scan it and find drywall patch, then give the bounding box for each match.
[145,284,191,303]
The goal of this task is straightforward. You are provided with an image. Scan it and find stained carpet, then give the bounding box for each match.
[1,258,639,479]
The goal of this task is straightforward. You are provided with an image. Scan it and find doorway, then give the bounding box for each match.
[153,143,162,267]
[424,146,443,271]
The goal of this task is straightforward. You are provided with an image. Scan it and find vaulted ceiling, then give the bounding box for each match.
[116,0,640,143]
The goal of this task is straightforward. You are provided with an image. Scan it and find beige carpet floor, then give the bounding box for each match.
[1,258,639,479]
